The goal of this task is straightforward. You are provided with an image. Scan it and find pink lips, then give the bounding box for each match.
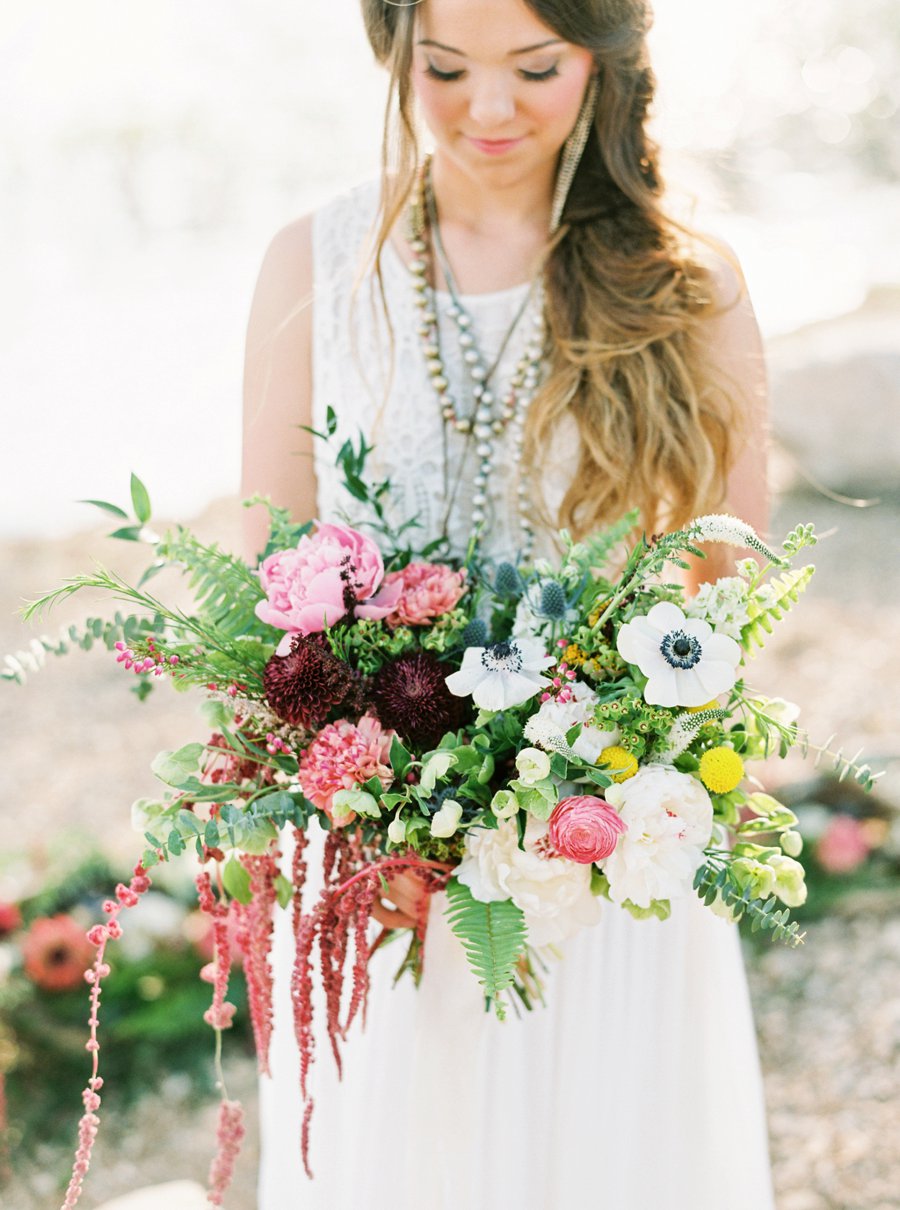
[467,136,524,156]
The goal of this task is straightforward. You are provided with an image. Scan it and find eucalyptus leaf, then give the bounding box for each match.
[150,743,206,787]
[223,857,253,904]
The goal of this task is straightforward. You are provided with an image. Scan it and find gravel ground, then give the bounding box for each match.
[1,481,898,1209]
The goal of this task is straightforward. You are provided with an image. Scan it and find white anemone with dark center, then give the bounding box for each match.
[445,636,555,711]
[615,601,741,708]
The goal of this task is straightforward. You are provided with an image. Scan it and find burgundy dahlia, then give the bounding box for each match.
[263,634,361,730]
[371,651,466,749]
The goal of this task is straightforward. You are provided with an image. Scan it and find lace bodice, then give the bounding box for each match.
[311,180,577,562]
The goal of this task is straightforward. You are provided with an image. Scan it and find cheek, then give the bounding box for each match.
[531,72,594,138]
[413,74,461,132]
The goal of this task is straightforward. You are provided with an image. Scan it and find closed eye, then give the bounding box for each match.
[520,64,560,81]
[425,63,465,82]
[425,62,562,83]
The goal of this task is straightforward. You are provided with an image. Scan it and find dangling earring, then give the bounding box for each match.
[550,74,599,233]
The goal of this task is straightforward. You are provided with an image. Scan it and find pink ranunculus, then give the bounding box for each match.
[549,795,627,864]
[816,814,871,874]
[255,523,401,653]
[383,562,467,628]
[0,900,22,937]
[298,714,396,825]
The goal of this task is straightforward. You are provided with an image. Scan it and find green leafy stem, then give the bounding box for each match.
[694,861,805,947]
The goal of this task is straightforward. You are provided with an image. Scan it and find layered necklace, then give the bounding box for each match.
[406,155,546,559]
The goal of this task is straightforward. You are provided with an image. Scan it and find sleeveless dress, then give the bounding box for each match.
[257,181,776,1210]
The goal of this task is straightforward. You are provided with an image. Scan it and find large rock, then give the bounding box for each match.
[768,287,900,494]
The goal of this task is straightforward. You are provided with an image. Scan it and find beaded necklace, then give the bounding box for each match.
[406,156,545,558]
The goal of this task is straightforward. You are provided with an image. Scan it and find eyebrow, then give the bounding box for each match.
[416,38,565,57]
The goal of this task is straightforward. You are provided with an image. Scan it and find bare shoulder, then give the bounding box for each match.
[248,213,314,330]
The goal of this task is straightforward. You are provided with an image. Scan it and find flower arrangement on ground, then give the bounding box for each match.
[0,845,248,1188]
[4,416,881,1201]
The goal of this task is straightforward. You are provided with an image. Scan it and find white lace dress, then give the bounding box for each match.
[257,181,776,1210]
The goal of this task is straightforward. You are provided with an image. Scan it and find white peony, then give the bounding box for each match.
[616,601,741,707]
[524,679,620,764]
[600,765,713,908]
[457,817,603,947]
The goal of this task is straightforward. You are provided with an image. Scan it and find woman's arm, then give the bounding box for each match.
[241,214,317,562]
[686,251,770,592]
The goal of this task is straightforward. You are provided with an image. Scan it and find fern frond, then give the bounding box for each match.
[444,878,528,1019]
[156,528,267,640]
[742,564,815,653]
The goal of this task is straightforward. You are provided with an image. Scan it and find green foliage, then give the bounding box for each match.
[593,694,675,759]
[781,522,817,558]
[130,472,152,523]
[444,878,528,1019]
[742,565,815,652]
[694,862,806,946]
[577,509,640,578]
[2,612,162,686]
[242,495,313,560]
[804,735,885,793]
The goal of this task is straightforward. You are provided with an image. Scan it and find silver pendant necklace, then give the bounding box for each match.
[406,156,545,557]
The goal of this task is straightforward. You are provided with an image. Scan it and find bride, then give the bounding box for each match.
[242,0,775,1207]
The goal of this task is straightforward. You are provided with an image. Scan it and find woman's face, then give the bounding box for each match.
[412,0,596,189]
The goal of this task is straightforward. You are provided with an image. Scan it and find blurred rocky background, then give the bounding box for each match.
[1,0,898,1206]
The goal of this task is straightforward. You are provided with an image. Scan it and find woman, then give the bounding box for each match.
[243,1,774,1207]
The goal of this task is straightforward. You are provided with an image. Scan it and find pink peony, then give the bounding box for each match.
[383,562,467,627]
[255,523,402,654]
[549,795,627,864]
[817,814,871,874]
[298,714,396,824]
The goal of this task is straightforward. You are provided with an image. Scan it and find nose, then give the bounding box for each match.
[468,74,516,130]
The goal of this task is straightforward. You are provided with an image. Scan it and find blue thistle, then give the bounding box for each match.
[539,580,568,620]
[494,562,523,598]
[461,618,489,648]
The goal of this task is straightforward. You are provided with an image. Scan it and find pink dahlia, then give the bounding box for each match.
[383,562,467,627]
[255,523,402,654]
[22,914,96,992]
[549,795,627,864]
[298,714,395,824]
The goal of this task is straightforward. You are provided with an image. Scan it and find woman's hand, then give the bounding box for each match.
[371,870,430,931]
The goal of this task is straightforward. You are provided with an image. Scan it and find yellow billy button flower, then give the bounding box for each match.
[687,700,719,714]
[699,747,745,794]
[598,744,638,783]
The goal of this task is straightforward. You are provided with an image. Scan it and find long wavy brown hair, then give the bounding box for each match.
[360,0,742,537]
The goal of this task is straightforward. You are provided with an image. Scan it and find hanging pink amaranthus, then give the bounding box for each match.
[287,827,452,1178]
[206,1098,246,1206]
[196,871,237,1031]
[233,851,279,1076]
[59,861,153,1209]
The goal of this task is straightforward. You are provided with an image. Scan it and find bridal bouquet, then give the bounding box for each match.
[5,418,879,1198]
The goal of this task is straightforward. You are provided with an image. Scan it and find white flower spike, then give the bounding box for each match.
[688,514,786,565]
[616,601,741,708]
[445,637,554,711]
